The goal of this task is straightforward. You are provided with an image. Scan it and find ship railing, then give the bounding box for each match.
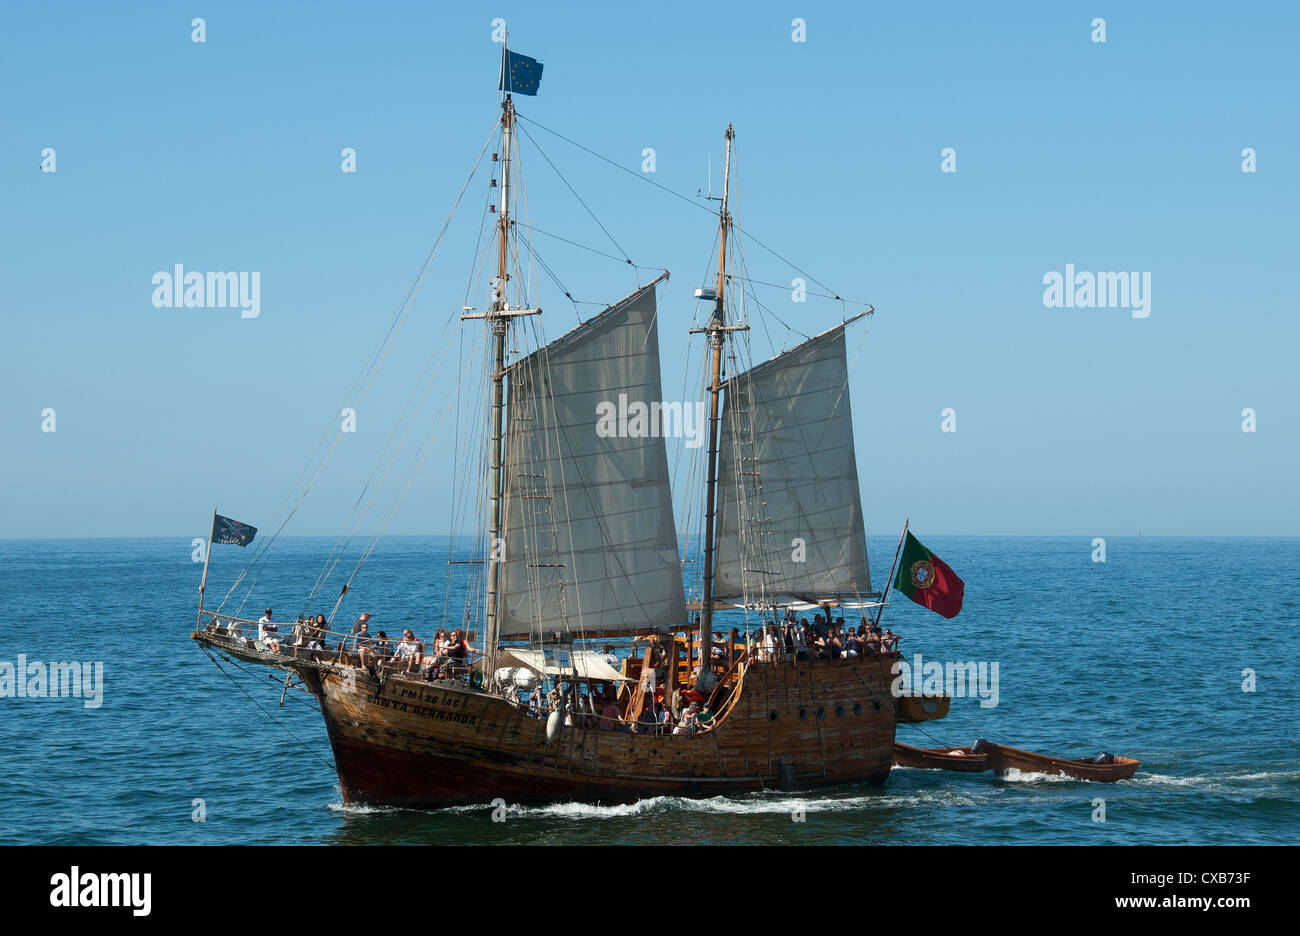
[198,610,484,670]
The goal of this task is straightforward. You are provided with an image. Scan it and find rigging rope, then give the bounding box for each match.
[514,112,846,299]
[198,647,335,771]
[219,120,500,618]
[515,121,633,268]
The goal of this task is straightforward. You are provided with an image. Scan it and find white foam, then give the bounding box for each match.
[455,789,987,819]
[997,768,1081,783]
[326,801,415,815]
[1134,769,1298,790]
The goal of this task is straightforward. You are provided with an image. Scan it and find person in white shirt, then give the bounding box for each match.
[393,629,421,672]
[763,624,779,663]
[257,609,281,653]
[674,702,700,735]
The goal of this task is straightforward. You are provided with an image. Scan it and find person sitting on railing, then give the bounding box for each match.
[394,629,421,673]
[697,703,716,729]
[882,628,900,652]
[444,629,468,670]
[862,625,881,655]
[673,701,701,734]
[419,636,442,679]
[257,609,282,654]
[307,614,329,652]
[371,631,392,669]
[351,620,375,667]
[419,628,448,676]
[826,626,844,660]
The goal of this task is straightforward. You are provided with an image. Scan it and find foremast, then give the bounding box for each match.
[697,124,735,686]
[476,39,542,674]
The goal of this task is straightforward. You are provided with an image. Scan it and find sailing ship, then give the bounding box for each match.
[192,41,933,807]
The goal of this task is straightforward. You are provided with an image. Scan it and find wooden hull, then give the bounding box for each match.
[892,742,990,772]
[983,742,1139,782]
[299,655,900,807]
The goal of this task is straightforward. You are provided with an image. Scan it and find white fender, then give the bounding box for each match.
[546,709,562,743]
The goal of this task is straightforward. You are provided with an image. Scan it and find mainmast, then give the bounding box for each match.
[484,56,516,676]
[697,123,734,686]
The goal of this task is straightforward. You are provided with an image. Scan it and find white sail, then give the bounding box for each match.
[498,276,686,637]
[713,320,871,602]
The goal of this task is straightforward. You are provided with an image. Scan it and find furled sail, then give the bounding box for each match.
[498,275,686,637]
[713,318,871,602]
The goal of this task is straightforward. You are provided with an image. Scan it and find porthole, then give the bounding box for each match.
[853,702,862,715]
[799,708,807,720]
[769,710,779,722]
[816,707,826,720]
[835,705,845,718]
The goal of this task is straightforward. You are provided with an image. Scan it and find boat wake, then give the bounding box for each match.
[1132,769,1300,790]
[996,768,1085,784]
[428,789,983,819]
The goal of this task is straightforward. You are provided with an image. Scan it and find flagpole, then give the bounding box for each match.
[196,507,217,630]
[874,516,909,628]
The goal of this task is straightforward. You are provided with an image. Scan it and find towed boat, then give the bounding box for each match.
[981,741,1139,782]
[893,741,990,772]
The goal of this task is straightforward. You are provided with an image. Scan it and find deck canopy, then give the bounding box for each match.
[497,648,631,682]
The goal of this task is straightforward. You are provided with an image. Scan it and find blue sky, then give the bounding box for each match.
[1,0,1297,539]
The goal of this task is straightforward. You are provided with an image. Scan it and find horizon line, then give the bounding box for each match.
[1,533,1297,543]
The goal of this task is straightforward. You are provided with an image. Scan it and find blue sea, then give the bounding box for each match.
[1,535,1296,845]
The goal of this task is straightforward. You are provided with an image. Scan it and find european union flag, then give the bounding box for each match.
[500,49,543,96]
[212,514,257,547]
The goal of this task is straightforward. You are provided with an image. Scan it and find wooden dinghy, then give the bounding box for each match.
[896,693,951,723]
[893,741,990,772]
[981,741,1139,782]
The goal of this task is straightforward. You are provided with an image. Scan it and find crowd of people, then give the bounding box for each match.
[244,610,477,681]
[719,613,899,663]
[342,615,475,679]
[522,680,718,736]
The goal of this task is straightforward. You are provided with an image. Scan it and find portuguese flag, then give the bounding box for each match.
[893,531,964,619]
